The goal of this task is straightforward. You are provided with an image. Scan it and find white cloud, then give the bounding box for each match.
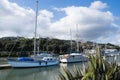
[90,1,107,10]
[50,5,118,41]
[0,0,53,38]
[0,0,120,45]
[0,0,35,37]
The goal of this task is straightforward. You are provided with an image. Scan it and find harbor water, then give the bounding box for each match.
[0,56,120,80]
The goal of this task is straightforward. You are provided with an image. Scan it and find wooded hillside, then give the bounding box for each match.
[0,37,119,57]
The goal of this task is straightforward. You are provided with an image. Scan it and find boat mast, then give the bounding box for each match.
[37,35,40,54]
[76,24,79,53]
[34,0,38,56]
[70,28,72,53]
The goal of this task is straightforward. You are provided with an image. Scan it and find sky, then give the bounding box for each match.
[0,0,120,45]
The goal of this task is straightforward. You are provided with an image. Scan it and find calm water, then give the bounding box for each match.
[0,62,87,80]
[0,56,120,80]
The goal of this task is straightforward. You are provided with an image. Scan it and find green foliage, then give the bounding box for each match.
[0,37,120,57]
[57,47,120,80]
[82,47,118,80]
[58,65,84,80]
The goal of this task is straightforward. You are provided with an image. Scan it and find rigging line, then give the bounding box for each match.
[19,40,26,55]
[8,37,19,58]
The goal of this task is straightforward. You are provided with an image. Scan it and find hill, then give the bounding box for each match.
[0,37,119,57]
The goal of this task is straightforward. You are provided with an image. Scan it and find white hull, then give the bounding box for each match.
[60,57,88,63]
[105,53,119,57]
[60,53,88,63]
[8,59,59,68]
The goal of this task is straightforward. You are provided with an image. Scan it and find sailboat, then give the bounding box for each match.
[60,24,88,63]
[31,37,53,60]
[7,0,59,68]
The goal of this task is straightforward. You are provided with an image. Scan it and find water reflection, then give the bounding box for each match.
[0,62,86,80]
[60,62,87,68]
[0,65,60,80]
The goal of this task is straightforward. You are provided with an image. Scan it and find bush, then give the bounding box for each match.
[57,47,120,80]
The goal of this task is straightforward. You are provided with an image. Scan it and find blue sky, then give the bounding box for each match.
[9,0,120,21]
[9,0,120,14]
[0,0,120,45]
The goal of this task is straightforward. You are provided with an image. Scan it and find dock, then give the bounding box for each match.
[0,64,11,69]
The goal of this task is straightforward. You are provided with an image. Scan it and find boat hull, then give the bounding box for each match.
[7,59,59,68]
[60,57,88,63]
[60,53,88,63]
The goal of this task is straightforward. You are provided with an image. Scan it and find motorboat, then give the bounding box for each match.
[103,49,119,57]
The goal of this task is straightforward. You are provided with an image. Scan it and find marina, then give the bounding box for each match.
[0,0,120,80]
[0,58,86,80]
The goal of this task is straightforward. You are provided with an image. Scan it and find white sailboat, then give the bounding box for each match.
[7,56,59,68]
[60,53,88,63]
[60,24,88,63]
[7,0,59,68]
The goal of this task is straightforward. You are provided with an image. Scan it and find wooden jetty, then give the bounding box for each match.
[0,64,11,69]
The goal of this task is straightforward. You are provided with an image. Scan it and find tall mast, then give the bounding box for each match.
[34,0,38,56]
[76,24,79,52]
[70,28,72,53]
[37,35,40,54]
